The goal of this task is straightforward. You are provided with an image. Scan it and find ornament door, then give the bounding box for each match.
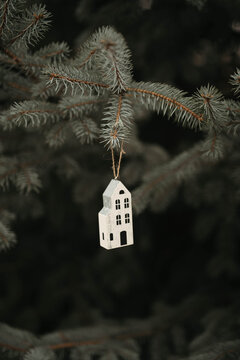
[120,231,127,245]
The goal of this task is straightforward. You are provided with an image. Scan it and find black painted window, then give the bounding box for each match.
[124,198,129,208]
[125,214,130,223]
[115,199,120,210]
[116,214,121,225]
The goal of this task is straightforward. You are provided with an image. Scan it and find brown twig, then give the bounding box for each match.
[107,45,125,90]
[0,329,153,353]
[0,51,67,82]
[0,0,10,37]
[7,82,31,94]
[8,13,44,47]
[111,146,116,178]
[3,48,22,65]
[6,99,104,122]
[201,93,213,104]
[6,108,60,123]
[49,73,109,89]
[115,94,122,125]
[126,87,203,123]
[77,49,97,69]
[2,49,39,82]
[0,342,26,352]
[40,49,66,59]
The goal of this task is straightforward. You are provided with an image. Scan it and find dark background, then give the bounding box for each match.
[1,0,240,335]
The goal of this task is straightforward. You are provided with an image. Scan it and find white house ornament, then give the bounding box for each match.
[98,179,134,249]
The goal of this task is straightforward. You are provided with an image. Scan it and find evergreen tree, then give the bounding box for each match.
[1,0,240,359]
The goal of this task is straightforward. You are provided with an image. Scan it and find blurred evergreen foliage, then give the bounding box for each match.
[1,0,240,359]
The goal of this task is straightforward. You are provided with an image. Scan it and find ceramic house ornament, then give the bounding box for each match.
[98,179,134,249]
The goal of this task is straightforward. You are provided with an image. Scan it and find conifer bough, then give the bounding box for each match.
[0,1,240,359]
[0,0,239,248]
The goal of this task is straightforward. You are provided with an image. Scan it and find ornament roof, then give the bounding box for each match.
[103,179,129,198]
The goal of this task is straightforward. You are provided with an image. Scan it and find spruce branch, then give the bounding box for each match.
[230,68,240,95]
[59,96,105,119]
[133,131,231,214]
[0,321,154,354]
[45,116,100,147]
[43,64,109,95]
[1,3,240,360]
[0,298,238,359]
[0,68,32,99]
[0,47,40,81]
[226,120,240,136]
[100,94,134,149]
[0,44,69,79]
[0,10,239,263]
[127,82,204,129]
[6,81,31,95]
[0,0,25,41]
[3,101,60,128]
[24,348,56,360]
[0,210,16,251]
[0,0,11,38]
[0,50,17,65]
[0,156,18,188]
[74,26,133,93]
[7,4,51,47]
[45,121,69,148]
[31,81,61,99]
[34,41,70,60]
[1,46,23,66]
[201,133,228,161]
[75,48,98,69]
[0,157,43,193]
[133,144,206,214]
[225,99,240,118]
[193,85,228,132]
[12,43,71,77]
[15,166,42,194]
[71,118,99,144]
[0,323,38,352]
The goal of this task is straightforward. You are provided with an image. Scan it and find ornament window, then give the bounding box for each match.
[119,190,125,194]
[125,214,130,223]
[116,215,121,225]
[115,199,120,210]
[124,198,129,208]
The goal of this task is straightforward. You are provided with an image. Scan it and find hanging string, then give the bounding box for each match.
[116,141,124,179]
[111,146,116,179]
[111,141,124,179]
